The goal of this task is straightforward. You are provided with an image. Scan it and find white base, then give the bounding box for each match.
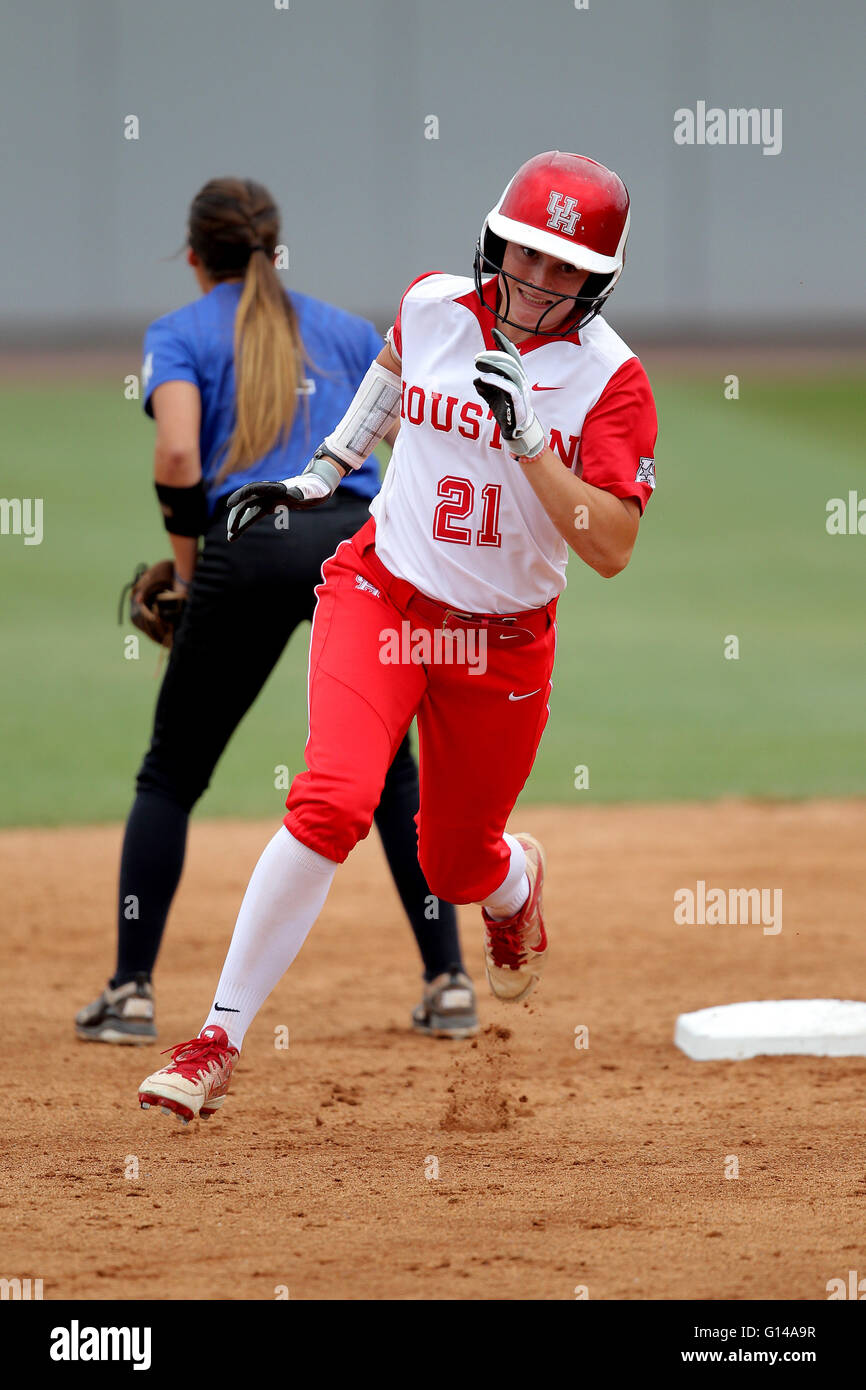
[674,999,866,1061]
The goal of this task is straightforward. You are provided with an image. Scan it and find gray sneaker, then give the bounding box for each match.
[411,969,479,1040]
[75,975,156,1044]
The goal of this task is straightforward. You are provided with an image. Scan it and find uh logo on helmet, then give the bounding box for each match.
[474,150,631,335]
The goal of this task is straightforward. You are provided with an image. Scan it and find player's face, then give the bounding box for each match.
[499,243,589,334]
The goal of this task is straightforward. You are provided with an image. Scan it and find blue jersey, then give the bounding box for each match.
[141,282,384,512]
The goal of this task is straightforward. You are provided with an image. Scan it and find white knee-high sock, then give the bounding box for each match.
[202,826,337,1049]
[481,832,529,919]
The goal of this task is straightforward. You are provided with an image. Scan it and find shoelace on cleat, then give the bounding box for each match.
[486,849,543,969]
[160,1036,230,1080]
[486,916,529,969]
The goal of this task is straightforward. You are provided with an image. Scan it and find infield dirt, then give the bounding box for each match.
[4,799,865,1301]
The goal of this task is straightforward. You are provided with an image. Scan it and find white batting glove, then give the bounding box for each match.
[473,327,547,459]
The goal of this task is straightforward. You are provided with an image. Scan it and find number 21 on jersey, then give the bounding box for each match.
[432,476,502,548]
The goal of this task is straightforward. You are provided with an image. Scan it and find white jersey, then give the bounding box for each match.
[370,273,657,614]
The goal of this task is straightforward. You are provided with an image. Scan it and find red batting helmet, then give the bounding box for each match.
[474,151,631,333]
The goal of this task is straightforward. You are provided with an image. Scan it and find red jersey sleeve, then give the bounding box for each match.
[388,272,442,360]
[577,357,658,513]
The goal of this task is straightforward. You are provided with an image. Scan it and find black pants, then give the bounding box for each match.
[115,493,462,985]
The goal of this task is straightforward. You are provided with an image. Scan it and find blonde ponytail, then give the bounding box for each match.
[187,177,307,483]
[216,250,303,481]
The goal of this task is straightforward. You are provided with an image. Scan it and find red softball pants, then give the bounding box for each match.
[284,518,557,904]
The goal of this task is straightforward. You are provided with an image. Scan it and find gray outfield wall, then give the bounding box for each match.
[2,0,864,341]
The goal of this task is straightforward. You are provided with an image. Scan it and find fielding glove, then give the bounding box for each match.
[120,560,187,649]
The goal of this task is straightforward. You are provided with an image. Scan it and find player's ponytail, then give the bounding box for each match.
[188,178,305,481]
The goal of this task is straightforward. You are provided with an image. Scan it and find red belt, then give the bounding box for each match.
[351,519,555,647]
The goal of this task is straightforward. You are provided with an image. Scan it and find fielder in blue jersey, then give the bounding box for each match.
[76,177,477,1046]
[141,283,384,511]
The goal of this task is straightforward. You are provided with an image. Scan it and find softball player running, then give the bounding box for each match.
[138,151,658,1123]
[77,176,477,1048]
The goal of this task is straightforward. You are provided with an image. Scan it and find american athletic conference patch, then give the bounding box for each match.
[636,457,656,488]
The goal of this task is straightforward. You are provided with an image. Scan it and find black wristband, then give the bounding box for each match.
[314,443,349,475]
[154,479,209,538]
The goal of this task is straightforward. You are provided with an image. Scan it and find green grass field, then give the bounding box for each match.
[1,369,864,827]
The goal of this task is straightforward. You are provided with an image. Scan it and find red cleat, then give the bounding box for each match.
[482,833,549,1002]
[138,1025,238,1125]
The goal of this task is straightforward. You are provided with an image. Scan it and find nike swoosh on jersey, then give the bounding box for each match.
[508,689,542,701]
[532,384,562,391]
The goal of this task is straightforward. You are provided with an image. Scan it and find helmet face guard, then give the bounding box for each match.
[474,151,630,336]
[473,233,616,336]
